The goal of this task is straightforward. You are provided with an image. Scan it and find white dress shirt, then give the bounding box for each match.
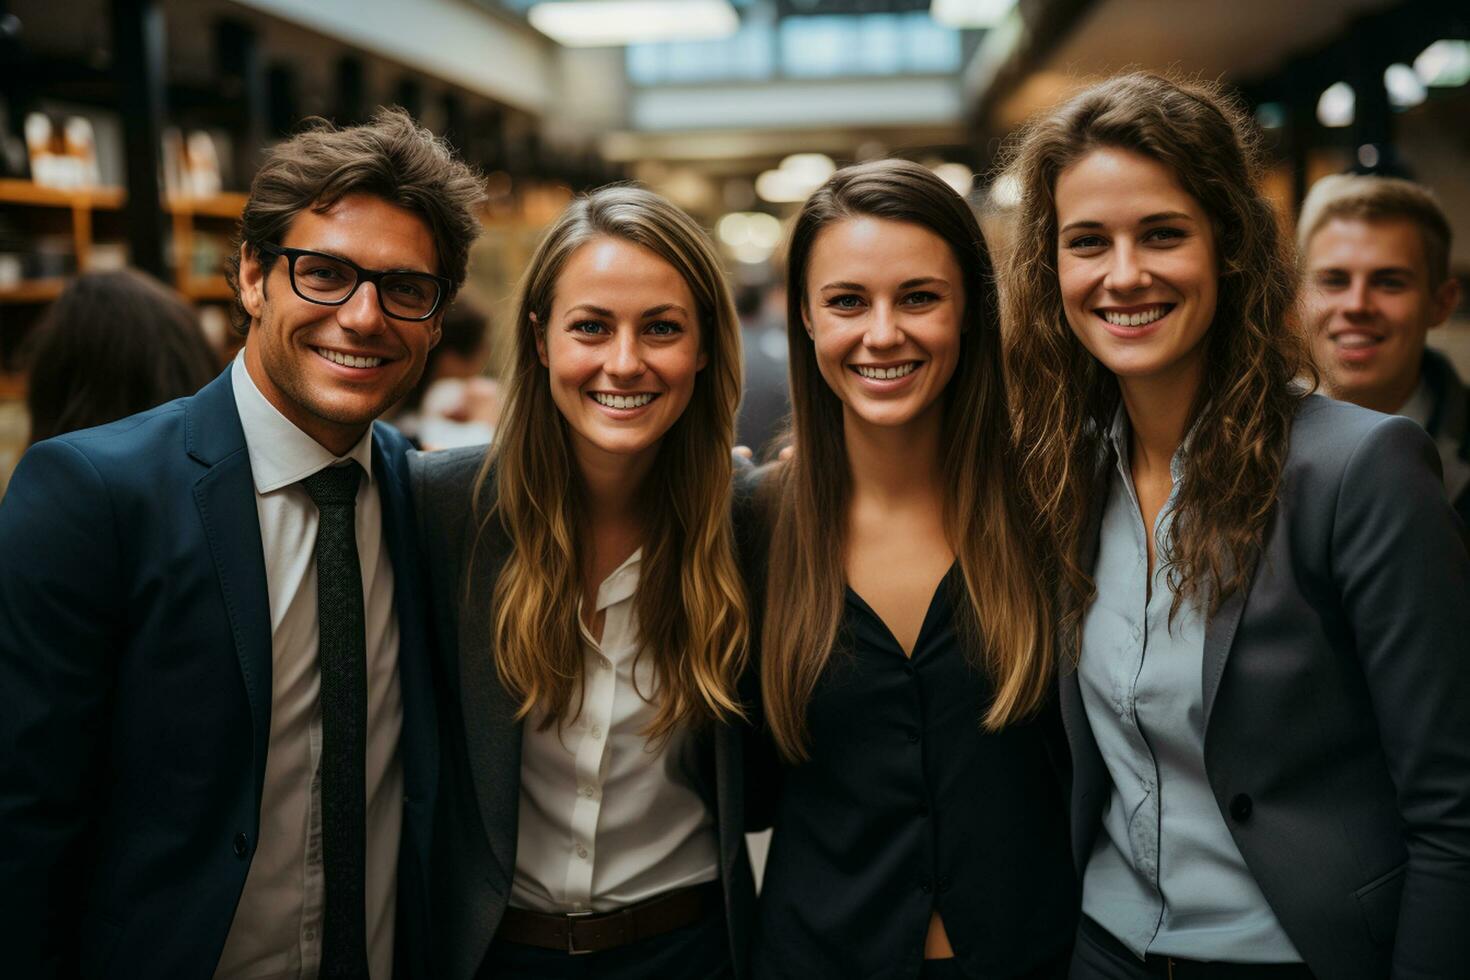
[215,353,403,980]
[510,548,720,914]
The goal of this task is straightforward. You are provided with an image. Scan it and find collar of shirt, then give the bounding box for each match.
[1106,402,1193,486]
[1397,376,1434,430]
[230,349,376,494]
[575,548,643,649]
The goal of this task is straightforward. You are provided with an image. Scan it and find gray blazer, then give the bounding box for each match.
[409,446,756,980]
[1061,394,1470,980]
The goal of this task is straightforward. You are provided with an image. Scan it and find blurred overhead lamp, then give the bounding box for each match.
[1384,63,1427,108]
[528,0,739,47]
[1316,82,1354,129]
[930,0,1018,29]
[987,172,1021,210]
[757,153,837,204]
[931,162,974,197]
[1413,40,1470,88]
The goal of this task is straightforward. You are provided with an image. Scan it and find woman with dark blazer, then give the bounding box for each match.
[1002,73,1470,979]
[745,159,1076,980]
[411,186,754,979]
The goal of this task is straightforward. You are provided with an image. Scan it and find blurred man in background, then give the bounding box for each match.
[1300,173,1468,522]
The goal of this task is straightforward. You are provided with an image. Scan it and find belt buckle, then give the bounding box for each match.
[565,909,595,955]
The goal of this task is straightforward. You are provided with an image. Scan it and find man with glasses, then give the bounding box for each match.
[0,108,483,979]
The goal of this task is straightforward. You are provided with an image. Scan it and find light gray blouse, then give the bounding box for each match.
[1078,408,1301,963]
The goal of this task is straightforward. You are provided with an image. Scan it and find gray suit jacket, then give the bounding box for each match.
[409,446,756,980]
[1060,394,1470,980]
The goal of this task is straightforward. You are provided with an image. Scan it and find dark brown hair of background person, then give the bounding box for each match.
[999,72,1317,635]
[761,158,1055,762]
[223,106,485,334]
[476,184,748,741]
[399,296,491,411]
[24,268,220,445]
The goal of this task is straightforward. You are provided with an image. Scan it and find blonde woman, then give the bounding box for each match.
[746,160,1074,979]
[1003,73,1470,978]
[411,186,751,979]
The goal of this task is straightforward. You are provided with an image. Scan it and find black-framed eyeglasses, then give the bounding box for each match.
[254,242,451,322]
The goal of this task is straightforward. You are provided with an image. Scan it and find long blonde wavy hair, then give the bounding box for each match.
[762,159,1055,762]
[475,185,748,738]
[1000,73,1316,636]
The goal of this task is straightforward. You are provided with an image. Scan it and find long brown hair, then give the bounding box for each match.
[762,159,1054,762]
[1000,72,1315,634]
[478,185,747,738]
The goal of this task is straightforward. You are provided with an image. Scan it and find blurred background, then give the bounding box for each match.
[1,0,1468,486]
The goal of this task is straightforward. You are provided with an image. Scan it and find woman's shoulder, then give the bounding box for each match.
[407,446,497,554]
[409,445,494,501]
[1288,392,1434,472]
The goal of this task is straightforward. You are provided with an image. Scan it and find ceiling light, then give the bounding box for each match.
[528,1,739,48]
[777,153,836,184]
[755,169,811,204]
[1413,39,1470,88]
[987,172,1021,209]
[930,0,1018,29]
[931,162,973,197]
[1384,63,1426,108]
[1316,82,1355,129]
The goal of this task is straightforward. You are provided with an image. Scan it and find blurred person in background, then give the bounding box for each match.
[412,185,754,980]
[735,282,790,456]
[389,295,503,450]
[1005,72,1470,980]
[24,268,219,445]
[0,107,483,979]
[1299,173,1468,522]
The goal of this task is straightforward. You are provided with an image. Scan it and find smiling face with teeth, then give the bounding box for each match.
[803,216,963,434]
[1055,147,1219,399]
[536,236,706,478]
[1304,216,1460,414]
[239,193,442,455]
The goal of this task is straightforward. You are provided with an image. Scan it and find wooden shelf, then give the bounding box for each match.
[0,279,66,304]
[166,192,247,219]
[180,274,234,301]
[0,179,124,210]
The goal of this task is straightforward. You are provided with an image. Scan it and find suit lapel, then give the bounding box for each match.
[1059,460,1110,872]
[456,521,523,883]
[1202,556,1256,725]
[188,368,273,803]
[373,429,438,903]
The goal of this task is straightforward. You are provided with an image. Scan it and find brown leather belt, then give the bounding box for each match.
[496,881,722,955]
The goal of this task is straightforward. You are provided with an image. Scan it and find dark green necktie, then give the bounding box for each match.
[301,462,370,980]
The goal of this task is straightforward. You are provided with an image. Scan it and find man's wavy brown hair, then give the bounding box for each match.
[1000,73,1316,635]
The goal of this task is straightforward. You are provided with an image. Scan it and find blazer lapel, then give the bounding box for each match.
[1202,558,1256,725]
[373,430,438,902]
[456,522,523,884]
[188,368,273,803]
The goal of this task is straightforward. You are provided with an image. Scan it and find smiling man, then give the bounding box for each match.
[0,109,483,979]
[1299,173,1468,521]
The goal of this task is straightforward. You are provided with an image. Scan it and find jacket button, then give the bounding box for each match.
[233,832,249,858]
[919,878,933,894]
[1229,794,1253,822]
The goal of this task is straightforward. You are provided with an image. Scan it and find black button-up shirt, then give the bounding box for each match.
[752,566,1076,979]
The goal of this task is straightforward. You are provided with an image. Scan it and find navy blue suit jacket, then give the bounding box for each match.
[0,366,437,978]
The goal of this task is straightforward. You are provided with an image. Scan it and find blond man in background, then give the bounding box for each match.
[1300,173,1468,522]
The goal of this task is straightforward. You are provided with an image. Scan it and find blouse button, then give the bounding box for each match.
[591,726,603,740]
[576,844,588,859]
